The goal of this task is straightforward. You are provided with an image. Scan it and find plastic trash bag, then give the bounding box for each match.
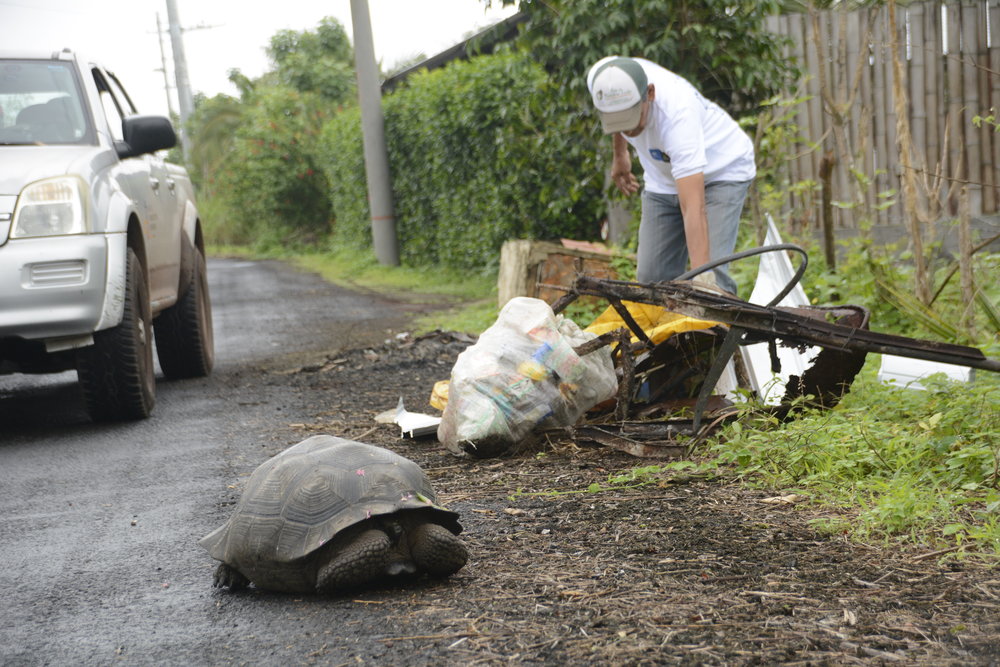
[438,297,617,458]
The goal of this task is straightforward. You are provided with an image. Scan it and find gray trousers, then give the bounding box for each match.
[635,179,752,295]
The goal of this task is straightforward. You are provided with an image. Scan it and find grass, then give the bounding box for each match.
[706,368,1000,558]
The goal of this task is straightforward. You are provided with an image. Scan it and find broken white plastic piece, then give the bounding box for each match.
[391,397,441,438]
[877,355,974,390]
[740,214,816,405]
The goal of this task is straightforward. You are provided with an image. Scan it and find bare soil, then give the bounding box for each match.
[258,331,1000,665]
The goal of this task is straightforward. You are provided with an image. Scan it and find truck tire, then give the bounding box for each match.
[77,247,156,421]
[154,245,214,379]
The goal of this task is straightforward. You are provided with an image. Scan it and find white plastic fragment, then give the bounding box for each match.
[392,397,441,438]
[374,398,441,438]
[877,355,974,390]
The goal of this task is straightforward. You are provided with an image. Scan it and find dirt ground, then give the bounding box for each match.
[259,330,1000,665]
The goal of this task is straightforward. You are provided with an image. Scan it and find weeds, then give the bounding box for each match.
[706,367,1000,557]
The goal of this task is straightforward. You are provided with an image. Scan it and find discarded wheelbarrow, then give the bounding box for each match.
[549,245,1000,453]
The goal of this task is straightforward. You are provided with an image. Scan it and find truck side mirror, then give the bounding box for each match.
[116,115,177,159]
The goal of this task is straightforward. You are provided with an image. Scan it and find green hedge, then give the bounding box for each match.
[319,53,607,271]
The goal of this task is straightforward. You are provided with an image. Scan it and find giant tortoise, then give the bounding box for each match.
[200,435,467,594]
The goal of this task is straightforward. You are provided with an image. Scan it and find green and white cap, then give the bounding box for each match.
[586,57,648,134]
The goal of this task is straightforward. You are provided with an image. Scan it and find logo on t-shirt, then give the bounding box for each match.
[649,148,670,163]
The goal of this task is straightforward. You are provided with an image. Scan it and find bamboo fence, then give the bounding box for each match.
[765,0,999,232]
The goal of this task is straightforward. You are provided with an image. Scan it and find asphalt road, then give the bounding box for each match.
[0,258,415,666]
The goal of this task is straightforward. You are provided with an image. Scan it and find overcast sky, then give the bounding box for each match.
[1,0,518,117]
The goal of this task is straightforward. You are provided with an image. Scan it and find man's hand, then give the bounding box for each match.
[611,133,640,196]
[612,157,640,195]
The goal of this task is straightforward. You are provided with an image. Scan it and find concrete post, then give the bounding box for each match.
[164,0,193,156]
[154,14,177,119]
[350,0,400,266]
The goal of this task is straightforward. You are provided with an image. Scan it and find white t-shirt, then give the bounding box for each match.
[624,58,755,194]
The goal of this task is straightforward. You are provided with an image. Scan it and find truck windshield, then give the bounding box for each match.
[0,60,92,146]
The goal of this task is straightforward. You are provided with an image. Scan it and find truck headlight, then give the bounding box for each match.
[11,177,89,238]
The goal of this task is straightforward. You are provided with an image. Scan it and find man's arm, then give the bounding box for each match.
[611,133,640,196]
[676,172,710,268]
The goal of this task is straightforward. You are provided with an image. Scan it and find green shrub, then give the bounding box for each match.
[216,86,332,249]
[318,106,368,252]
[318,53,606,271]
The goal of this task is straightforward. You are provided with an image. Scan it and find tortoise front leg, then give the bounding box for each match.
[213,563,250,590]
[408,523,468,577]
[315,528,392,593]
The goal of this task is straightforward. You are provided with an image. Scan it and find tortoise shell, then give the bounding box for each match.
[200,436,461,572]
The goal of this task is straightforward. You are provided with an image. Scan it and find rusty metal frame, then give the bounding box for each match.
[560,275,1000,373]
[557,273,1000,442]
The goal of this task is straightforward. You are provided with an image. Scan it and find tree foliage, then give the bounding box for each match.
[486,0,794,115]
[186,17,353,246]
[184,91,244,196]
[266,17,355,102]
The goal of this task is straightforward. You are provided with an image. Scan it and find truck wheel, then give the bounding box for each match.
[154,245,214,379]
[77,247,156,421]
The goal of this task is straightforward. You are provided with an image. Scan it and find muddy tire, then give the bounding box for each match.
[154,245,214,379]
[77,247,156,421]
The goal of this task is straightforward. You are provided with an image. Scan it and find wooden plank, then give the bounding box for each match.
[778,13,797,224]
[860,8,877,218]
[846,10,863,156]
[946,2,964,216]
[924,2,942,203]
[788,12,811,226]
[769,13,793,222]
[845,8,863,228]
[961,1,983,216]
[909,4,928,169]
[991,0,1000,213]
[871,7,890,224]
[828,9,851,228]
[883,4,902,224]
[803,8,825,232]
[977,0,996,213]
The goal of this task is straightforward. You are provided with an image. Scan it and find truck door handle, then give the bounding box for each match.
[166,178,176,192]
[150,178,161,191]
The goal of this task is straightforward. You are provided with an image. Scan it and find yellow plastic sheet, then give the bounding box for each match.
[584,301,720,344]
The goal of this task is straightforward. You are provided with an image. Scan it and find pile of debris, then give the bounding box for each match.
[425,241,998,459]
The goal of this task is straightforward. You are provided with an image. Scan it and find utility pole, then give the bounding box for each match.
[154,13,177,120]
[350,0,399,266]
[164,0,193,156]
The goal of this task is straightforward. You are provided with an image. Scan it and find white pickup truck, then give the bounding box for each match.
[0,49,213,421]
